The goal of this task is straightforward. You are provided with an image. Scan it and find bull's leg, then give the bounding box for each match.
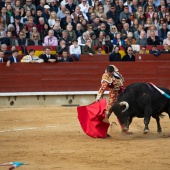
[152,115,162,133]
[143,106,152,134]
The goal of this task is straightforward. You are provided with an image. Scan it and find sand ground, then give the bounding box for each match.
[0,106,170,170]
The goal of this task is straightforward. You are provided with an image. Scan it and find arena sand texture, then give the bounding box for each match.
[0,106,170,170]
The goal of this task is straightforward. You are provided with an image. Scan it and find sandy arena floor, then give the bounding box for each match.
[0,106,170,170]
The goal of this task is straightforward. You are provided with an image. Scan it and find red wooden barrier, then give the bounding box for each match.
[0,61,170,92]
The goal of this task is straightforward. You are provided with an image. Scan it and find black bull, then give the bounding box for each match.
[107,83,170,134]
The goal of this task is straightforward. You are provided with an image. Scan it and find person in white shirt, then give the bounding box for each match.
[69,40,81,60]
[78,0,89,14]
[21,49,44,63]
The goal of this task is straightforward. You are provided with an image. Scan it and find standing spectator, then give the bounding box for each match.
[82,39,95,56]
[39,47,57,63]
[109,46,121,61]
[122,46,135,61]
[6,50,19,67]
[69,40,81,61]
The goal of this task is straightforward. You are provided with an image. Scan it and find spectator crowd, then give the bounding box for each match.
[0,0,170,63]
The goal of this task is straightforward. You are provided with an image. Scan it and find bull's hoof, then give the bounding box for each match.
[143,129,149,134]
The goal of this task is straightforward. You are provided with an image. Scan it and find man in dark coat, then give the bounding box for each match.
[122,46,135,61]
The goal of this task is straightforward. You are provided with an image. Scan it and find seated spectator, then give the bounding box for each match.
[122,46,135,61]
[28,33,43,46]
[147,30,161,45]
[57,39,69,55]
[109,25,118,40]
[58,50,73,62]
[158,23,169,42]
[0,50,6,63]
[0,23,6,39]
[15,31,28,46]
[82,39,95,56]
[125,32,136,46]
[26,16,36,32]
[163,31,170,45]
[136,30,147,46]
[44,30,58,46]
[161,44,170,53]
[69,40,81,61]
[0,44,12,54]
[6,50,19,67]
[78,32,90,47]
[104,35,113,54]
[96,46,103,54]
[147,24,158,38]
[59,30,72,46]
[11,15,23,38]
[29,27,40,40]
[96,31,106,48]
[0,31,16,46]
[75,23,83,38]
[48,11,57,28]
[39,47,57,63]
[49,0,60,13]
[149,45,161,56]
[112,32,125,47]
[134,24,144,40]
[109,46,121,61]
[21,49,44,63]
[66,24,77,41]
[37,17,46,33]
[121,23,133,39]
[40,23,50,42]
[20,25,29,39]
[139,45,147,54]
[53,23,62,40]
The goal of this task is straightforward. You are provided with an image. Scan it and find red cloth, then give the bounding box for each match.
[77,99,110,138]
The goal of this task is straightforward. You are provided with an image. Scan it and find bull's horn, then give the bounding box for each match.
[119,101,129,112]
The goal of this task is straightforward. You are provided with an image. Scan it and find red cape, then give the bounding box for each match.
[77,99,110,138]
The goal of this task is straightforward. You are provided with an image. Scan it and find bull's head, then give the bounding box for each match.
[109,101,130,130]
